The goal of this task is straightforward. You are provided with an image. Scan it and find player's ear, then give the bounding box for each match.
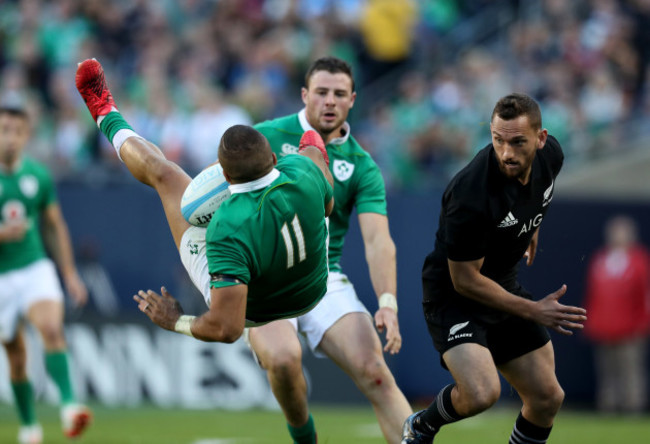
[272,152,278,166]
[348,91,357,109]
[301,87,308,105]
[223,170,233,184]
[537,128,548,149]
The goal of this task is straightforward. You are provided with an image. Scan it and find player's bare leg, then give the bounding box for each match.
[26,300,92,439]
[248,321,316,444]
[75,58,191,248]
[443,344,502,416]
[26,300,66,351]
[119,138,191,248]
[498,342,564,441]
[402,343,500,443]
[4,329,28,381]
[319,312,412,444]
[4,329,43,444]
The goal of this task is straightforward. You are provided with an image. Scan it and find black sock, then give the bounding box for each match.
[509,412,553,444]
[417,384,465,434]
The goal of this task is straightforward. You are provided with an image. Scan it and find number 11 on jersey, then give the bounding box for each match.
[281,214,306,269]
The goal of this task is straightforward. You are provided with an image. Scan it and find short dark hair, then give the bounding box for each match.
[0,106,29,121]
[491,93,542,130]
[305,56,355,92]
[218,125,274,182]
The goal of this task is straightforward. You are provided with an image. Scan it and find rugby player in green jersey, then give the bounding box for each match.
[249,57,412,444]
[75,59,333,343]
[0,107,92,443]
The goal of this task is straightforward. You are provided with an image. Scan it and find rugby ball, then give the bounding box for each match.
[181,163,231,227]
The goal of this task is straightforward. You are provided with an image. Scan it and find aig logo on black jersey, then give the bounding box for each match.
[518,214,543,237]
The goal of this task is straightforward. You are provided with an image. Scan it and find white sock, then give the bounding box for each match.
[112,129,142,162]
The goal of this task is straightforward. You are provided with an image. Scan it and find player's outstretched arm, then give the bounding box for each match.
[524,227,540,266]
[449,258,587,335]
[533,285,588,335]
[359,213,401,354]
[41,203,88,306]
[134,284,247,343]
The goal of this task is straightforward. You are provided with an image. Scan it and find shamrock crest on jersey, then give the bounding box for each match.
[333,159,355,182]
[19,175,39,198]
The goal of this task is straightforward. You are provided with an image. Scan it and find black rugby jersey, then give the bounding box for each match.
[422,135,564,320]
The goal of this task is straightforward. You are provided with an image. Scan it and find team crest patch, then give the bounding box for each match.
[333,160,355,182]
[19,175,39,198]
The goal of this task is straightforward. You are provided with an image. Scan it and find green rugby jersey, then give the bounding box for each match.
[255,110,387,272]
[205,155,333,323]
[0,157,57,273]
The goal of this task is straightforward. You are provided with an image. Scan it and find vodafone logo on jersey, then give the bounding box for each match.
[2,200,26,222]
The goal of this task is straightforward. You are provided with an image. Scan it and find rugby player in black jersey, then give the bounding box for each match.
[402,94,587,444]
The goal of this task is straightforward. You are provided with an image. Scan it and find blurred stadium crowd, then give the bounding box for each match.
[1,0,649,189]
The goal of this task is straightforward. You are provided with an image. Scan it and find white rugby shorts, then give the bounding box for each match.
[179,225,211,306]
[0,258,64,342]
[245,271,371,359]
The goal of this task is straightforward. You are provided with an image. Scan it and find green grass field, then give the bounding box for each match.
[1,403,649,443]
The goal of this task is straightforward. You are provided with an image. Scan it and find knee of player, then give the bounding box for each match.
[354,357,394,389]
[264,346,303,378]
[462,383,501,414]
[150,159,183,186]
[534,383,565,415]
[37,324,65,348]
[6,350,28,377]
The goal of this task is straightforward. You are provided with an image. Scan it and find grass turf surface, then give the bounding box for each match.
[0,404,649,443]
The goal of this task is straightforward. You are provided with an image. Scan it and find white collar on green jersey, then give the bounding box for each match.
[298,109,351,145]
[229,168,280,194]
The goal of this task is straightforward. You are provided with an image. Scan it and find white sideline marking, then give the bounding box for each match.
[192,438,255,444]
[355,423,383,437]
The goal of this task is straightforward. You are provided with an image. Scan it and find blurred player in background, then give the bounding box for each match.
[402,94,587,444]
[75,59,334,343]
[584,215,650,413]
[0,107,91,444]
[251,56,411,444]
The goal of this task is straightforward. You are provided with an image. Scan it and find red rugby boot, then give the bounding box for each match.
[75,58,117,121]
[299,130,329,167]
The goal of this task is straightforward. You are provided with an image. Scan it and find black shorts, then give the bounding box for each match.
[422,282,550,369]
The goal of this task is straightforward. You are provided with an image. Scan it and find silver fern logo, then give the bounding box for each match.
[543,180,554,207]
[448,321,473,342]
[449,322,469,336]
